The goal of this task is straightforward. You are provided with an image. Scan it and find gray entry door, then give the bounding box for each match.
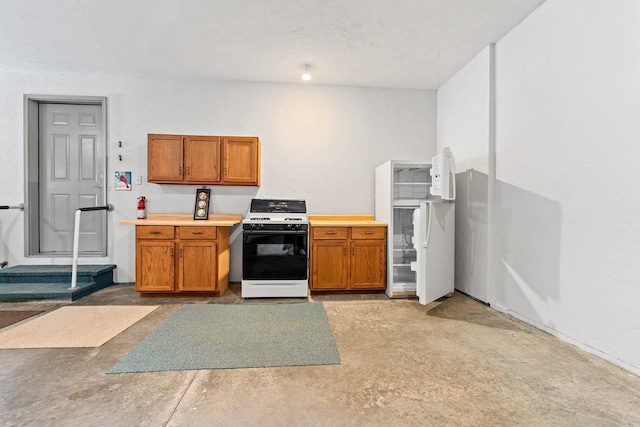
[38,103,105,254]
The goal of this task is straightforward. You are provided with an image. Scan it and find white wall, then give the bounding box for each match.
[0,72,436,282]
[439,0,640,376]
[494,0,640,375]
[437,47,491,302]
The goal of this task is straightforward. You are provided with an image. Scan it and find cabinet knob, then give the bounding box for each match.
[178,166,182,176]
[179,249,183,258]
[170,248,174,256]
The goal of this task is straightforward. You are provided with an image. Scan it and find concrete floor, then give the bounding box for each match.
[1,284,639,426]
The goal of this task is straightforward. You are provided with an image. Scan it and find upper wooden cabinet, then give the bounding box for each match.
[147,134,184,182]
[185,136,221,183]
[147,134,260,186]
[222,137,260,185]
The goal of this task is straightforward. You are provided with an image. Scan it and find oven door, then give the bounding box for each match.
[242,229,308,280]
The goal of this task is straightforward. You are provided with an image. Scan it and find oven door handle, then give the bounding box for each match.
[243,229,308,235]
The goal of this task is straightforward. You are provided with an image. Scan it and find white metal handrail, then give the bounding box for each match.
[70,204,114,289]
[0,203,24,211]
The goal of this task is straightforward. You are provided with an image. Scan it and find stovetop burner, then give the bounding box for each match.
[243,199,308,225]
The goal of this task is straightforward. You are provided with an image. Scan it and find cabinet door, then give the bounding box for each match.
[178,241,218,291]
[350,240,386,290]
[311,241,348,290]
[184,136,221,184]
[221,137,260,185]
[136,240,175,291]
[148,134,184,182]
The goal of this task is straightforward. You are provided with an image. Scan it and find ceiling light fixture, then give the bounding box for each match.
[302,64,311,81]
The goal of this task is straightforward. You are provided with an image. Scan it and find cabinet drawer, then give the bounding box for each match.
[179,226,217,240]
[351,227,386,240]
[312,227,348,240]
[137,226,175,239]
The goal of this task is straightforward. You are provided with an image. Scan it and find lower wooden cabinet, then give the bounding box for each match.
[135,225,229,295]
[310,226,386,292]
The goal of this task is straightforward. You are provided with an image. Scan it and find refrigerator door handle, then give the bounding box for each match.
[424,201,433,248]
[449,154,456,201]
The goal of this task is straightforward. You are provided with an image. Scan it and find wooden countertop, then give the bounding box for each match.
[308,214,387,227]
[121,213,242,227]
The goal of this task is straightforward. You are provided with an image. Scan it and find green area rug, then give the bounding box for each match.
[108,302,340,373]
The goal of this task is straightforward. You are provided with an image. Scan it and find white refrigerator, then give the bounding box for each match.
[375,160,432,298]
[411,148,456,305]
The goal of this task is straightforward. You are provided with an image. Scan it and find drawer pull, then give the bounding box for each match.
[364,231,374,235]
[325,231,337,235]
[149,231,161,235]
[192,231,203,235]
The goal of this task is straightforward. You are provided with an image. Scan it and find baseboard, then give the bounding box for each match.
[490,304,640,378]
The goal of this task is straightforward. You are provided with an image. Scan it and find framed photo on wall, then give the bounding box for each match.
[194,188,211,220]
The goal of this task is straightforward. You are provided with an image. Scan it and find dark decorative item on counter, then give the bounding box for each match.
[194,188,211,220]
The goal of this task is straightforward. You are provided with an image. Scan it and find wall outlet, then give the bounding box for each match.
[134,175,142,185]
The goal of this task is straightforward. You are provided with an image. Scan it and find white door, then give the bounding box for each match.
[38,103,105,254]
[413,201,455,305]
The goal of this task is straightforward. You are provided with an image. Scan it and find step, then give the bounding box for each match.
[0,264,116,285]
[0,281,112,302]
[0,264,117,302]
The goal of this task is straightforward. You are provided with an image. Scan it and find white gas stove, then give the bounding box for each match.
[241,199,309,298]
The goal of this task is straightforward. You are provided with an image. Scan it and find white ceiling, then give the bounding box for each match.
[0,0,545,90]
